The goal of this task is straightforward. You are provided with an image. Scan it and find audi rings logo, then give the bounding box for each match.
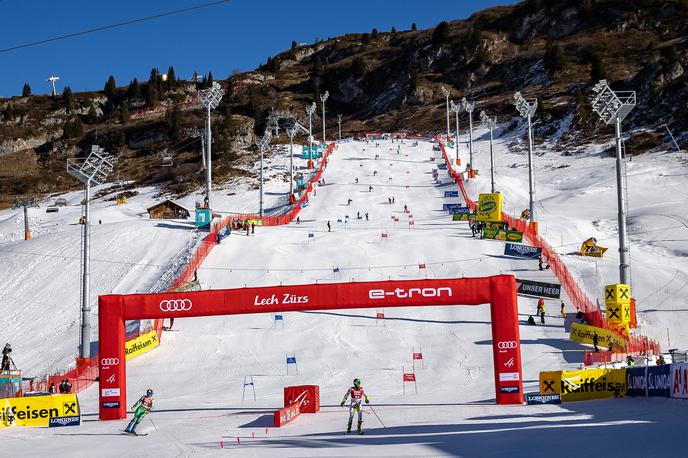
[497,341,518,351]
[159,299,192,312]
[100,358,119,366]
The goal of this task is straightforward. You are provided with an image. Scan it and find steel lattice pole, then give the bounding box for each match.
[206,105,212,208]
[80,182,91,358]
[615,117,630,284]
[489,125,495,193]
[526,113,536,223]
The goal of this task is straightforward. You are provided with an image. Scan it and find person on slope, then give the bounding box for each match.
[125,389,155,434]
[340,378,369,434]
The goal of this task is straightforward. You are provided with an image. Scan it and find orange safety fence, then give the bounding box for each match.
[27,143,337,397]
[435,137,660,356]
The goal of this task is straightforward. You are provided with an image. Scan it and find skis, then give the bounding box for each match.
[344,431,364,435]
[122,431,148,436]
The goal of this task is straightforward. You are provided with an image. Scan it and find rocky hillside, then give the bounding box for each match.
[1,0,687,206]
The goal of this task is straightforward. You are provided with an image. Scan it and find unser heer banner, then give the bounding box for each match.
[515,279,561,299]
[540,368,626,401]
[569,322,627,351]
[0,394,80,428]
[670,362,688,399]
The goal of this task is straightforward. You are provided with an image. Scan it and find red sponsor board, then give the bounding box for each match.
[284,385,320,413]
[274,403,301,427]
[376,312,385,319]
[403,373,416,382]
[413,352,423,360]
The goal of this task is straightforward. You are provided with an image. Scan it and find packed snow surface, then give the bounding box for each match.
[1,137,686,456]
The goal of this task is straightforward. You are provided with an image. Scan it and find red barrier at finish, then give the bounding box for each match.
[98,275,523,419]
[284,385,320,413]
[274,403,301,427]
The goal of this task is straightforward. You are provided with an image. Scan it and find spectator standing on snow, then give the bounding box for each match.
[536,298,544,316]
[365,213,369,221]
[327,221,331,232]
[593,331,599,352]
[251,223,255,234]
[49,383,55,394]
[560,301,566,318]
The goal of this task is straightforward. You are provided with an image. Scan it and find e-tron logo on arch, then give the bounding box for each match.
[100,358,119,366]
[368,287,452,300]
[159,299,192,312]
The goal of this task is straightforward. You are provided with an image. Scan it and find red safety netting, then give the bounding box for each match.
[29,143,337,397]
[435,137,660,355]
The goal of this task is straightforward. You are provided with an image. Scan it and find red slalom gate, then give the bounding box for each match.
[98,275,524,419]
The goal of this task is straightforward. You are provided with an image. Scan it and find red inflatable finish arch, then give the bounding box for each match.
[98,275,523,420]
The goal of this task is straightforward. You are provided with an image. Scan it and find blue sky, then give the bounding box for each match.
[0,0,515,97]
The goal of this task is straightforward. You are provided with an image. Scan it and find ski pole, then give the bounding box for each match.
[368,406,386,428]
[149,416,159,431]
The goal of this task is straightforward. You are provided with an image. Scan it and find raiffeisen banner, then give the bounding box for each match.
[124,329,160,361]
[0,394,80,428]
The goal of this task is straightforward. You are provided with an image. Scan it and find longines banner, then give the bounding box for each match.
[504,243,542,259]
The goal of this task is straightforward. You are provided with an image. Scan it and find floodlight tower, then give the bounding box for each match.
[320,91,329,143]
[461,97,476,173]
[590,80,636,285]
[337,114,342,141]
[441,87,451,141]
[480,111,498,193]
[198,82,224,208]
[47,75,60,96]
[256,130,273,217]
[514,91,538,233]
[67,145,115,359]
[449,100,461,163]
[306,102,317,168]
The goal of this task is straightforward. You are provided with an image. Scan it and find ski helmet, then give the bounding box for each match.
[353,378,361,387]
[146,389,153,397]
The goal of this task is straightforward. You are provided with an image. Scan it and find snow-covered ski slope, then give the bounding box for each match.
[4,138,687,457]
[460,126,688,348]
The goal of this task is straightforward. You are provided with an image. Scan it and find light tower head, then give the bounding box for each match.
[450,100,461,113]
[514,91,537,118]
[320,91,329,103]
[198,82,224,110]
[441,86,450,99]
[590,79,636,125]
[306,102,317,116]
[256,129,273,151]
[480,110,497,129]
[461,97,475,113]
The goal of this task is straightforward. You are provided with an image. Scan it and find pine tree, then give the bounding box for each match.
[432,21,451,46]
[145,83,159,107]
[291,40,298,49]
[119,103,130,124]
[208,72,214,87]
[590,53,606,81]
[167,66,177,89]
[3,103,15,121]
[166,104,182,139]
[127,79,140,99]
[391,26,397,34]
[104,75,117,99]
[63,86,74,112]
[371,28,379,39]
[351,57,366,78]
[22,83,31,97]
[149,68,161,92]
[411,22,417,31]
[86,105,98,124]
[543,43,568,75]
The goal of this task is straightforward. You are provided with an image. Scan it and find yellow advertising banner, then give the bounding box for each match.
[0,394,80,428]
[476,193,503,222]
[604,283,631,306]
[569,322,627,351]
[246,219,264,227]
[540,368,626,401]
[125,329,160,361]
